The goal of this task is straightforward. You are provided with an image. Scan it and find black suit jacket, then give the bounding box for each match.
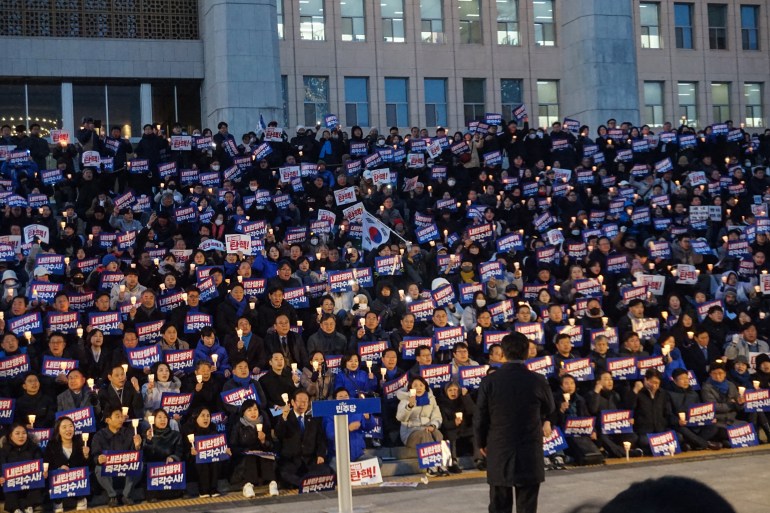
[681,341,722,383]
[474,362,554,487]
[97,384,144,420]
[264,331,308,370]
[274,410,327,464]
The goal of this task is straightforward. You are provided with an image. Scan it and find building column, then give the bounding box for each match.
[200,0,282,137]
[560,0,640,129]
[61,82,74,137]
[140,83,153,128]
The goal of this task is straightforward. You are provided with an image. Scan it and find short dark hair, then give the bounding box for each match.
[501,332,529,361]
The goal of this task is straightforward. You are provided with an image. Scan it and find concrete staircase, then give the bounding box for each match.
[363,446,477,477]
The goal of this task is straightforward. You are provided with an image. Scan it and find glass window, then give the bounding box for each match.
[300,0,325,41]
[0,85,26,131]
[385,78,409,127]
[277,0,284,39]
[501,79,523,122]
[151,81,202,136]
[27,85,63,135]
[711,82,730,122]
[741,5,759,50]
[281,76,289,128]
[341,0,365,42]
[382,0,405,42]
[533,0,555,46]
[643,82,664,127]
[107,85,140,139]
[344,77,369,127]
[678,82,698,126]
[459,0,482,44]
[708,4,727,50]
[73,84,107,135]
[463,78,486,125]
[537,80,559,127]
[424,78,447,127]
[745,83,763,127]
[640,3,662,49]
[497,0,519,45]
[420,0,444,43]
[674,3,694,49]
[303,76,329,126]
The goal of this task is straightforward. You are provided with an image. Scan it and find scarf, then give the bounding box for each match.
[227,294,248,318]
[150,425,178,448]
[232,374,252,387]
[319,140,333,159]
[706,377,730,395]
[729,368,752,388]
[240,414,261,428]
[415,393,430,407]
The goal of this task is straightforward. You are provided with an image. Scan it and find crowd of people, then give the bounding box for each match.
[0,112,769,512]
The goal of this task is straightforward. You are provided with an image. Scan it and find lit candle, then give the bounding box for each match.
[28,414,36,427]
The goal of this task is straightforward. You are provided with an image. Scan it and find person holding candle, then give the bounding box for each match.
[307,314,347,356]
[274,390,329,488]
[668,369,723,451]
[194,326,232,378]
[437,381,478,473]
[182,407,227,498]
[0,332,29,396]
[550,375,602,466]
[300,351,332,401]
[229,399,279,498]
[82,328,111,386]
[44,416,90,512]
[57,368,101,420]
[184,360,225,412]
[0,422,46,513]
[215,284,253,338]
[17,373,57,428]
[334,353,378,398]
[264,313,308,369]
[224,316,268,374]
[91,407,143,507]
[255,285,299,338]
[727,356,770,441]
[98,363,145,420]
[126,289,165,328]
[323,388,375,470]
[142,362,182,417]
[220,358,268,417]
[587,371,641,458]
[652,334,688,384]
[260,352,301,409]
[396,377,446,476]
[108,266,146,310]
[143,409,184,502]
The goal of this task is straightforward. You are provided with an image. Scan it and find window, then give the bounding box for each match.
[281,76,289,128]
[303,76,329,126]
[341,0,365,42]
[674,3,694,49]
[497,0,519,45]
[299,0,325,41]
[108,85,141,139]
[277,0,284,39]
[151,82,202,136]
[745,83,763,127]
[73,85,107,134]
[345,77,369,126]
[424,78,447,127]
[533,0,555,46]
[501,79,523,122]
[0,84,62,140]
[741,5,759,50]
[708,4,727,50]
[459,0,482,44]
[420,0,444,43]
[643,81,665,127]
[382,0,405,42]
[678,82,698,126]
[463,78,486,124]
[640,3,662,49]
[711,82,730,122]
[385,78,409,127]
[537,80,559,127]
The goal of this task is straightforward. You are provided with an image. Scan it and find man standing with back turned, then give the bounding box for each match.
[475,332,555,513]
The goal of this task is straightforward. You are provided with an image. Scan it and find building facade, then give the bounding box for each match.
[0,0,768,141]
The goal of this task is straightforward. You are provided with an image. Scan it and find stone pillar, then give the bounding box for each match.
[200,0,282,137]
[560,0,640,130]
[140,83,153,129]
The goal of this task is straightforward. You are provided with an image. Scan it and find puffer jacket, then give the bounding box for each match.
[395,388,442,444]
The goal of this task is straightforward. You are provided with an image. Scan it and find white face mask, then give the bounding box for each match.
[249,185,258,192]
[211,165,220,172]
[447,178,456,187]
[475,299,486,308]
[214,219,223,226]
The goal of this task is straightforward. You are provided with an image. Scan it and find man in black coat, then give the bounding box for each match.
[274,390,329,487]
[474,332,554,513]
[264,313,308,369]
[680,328,722,383]
[97,363,145,420]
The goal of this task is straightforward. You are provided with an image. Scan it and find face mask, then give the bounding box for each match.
[377,139,386,146]
[447,178,456,187]
[214,219,223,226]
[249,185,258,192]
[536,132,544,139]
[211,165,220,172]
[588,307,601,316]
[332,135,339,140]
[72,276,85,286]
[529,133,536,139]
[475,299,486,308]
[571,230,580,236]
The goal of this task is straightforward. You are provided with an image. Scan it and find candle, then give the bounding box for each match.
[562,393,570,403]
[661,345,670,356]
[131,418,139,435]
[475,326,482,335]
[290,362,298,372]
[196,374,203,383]
[121,407,129,416]
[211,354,218,367]
[686,331,694,339]
[25,331,32,341]
[153,258,159,266]
[190,263,196,270]
[623,441,631,461]
[121,364,128,374]
[187,434,195,444]
[182,293,188,302]
[409,388,417,397]
[148,415,155,426]
[87,378,94,388]
[44,462,49,473]
[76,327,83,338]
[237,328,243,339]
[456,412,463,421]
[130,296,137,305]
[738,386,746,396]
[366,360,372,370]
[148,374,155,383]
[568,318,575,326]
[753,380,761,389]
[28,414,36,427]
[678,412,686,422]
[297,320,303,327]
[256,423,263,432]
[281,393,289,404]
[601,317,608,327]
[64,257,70,265]
[312,360,319,371]
[82,433,89,443]
[359,318,365,327]
[380,368,386,378]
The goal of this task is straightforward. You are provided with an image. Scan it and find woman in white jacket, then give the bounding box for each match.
[396,377,447,476]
